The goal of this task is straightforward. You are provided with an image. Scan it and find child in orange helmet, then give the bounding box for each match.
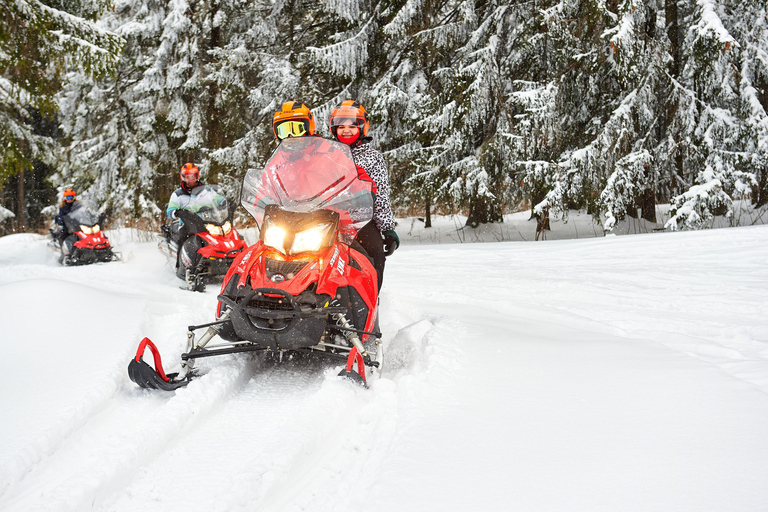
[329,100,398,290]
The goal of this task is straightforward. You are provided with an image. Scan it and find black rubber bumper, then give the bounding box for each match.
[219,288,344,350]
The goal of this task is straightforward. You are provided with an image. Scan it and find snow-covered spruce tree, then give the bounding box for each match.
[139,0,272,210]
[515,0,762,232]
[663,0,760,230]
[0,0,122,214]
[724,0,768,209]
[364,0,474,222]
[132,0,258,202]
[135,0,210,195]
[282,0,448,223]
[208,0,299,181]
[500,0,619,225]
[575,0,667,227]
[56,0,167,221]
[211,0,358,205]
[59,0,282,219]
[198,0,293,191]
[374,0,524,227]
[438,0,524,227]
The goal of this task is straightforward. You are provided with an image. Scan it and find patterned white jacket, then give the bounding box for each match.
[351,139,396,233]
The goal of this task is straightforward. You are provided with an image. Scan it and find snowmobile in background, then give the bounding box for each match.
[157,185,246,292]
[49,201,118,265]
[129,137,382,390]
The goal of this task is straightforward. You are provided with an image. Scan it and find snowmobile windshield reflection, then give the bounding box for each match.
[62,201,101,231]
[178,185,230,225]
[241,137,374,245]
[158,184,245,292]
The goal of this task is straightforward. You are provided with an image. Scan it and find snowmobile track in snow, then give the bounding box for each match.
[0,356,255,511]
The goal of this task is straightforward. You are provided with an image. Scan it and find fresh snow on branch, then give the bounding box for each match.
[0,206,15,222]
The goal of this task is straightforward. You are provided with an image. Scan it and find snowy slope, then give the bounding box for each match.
[1,226,767,511]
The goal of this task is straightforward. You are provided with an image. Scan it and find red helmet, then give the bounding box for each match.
[63,188,76,202]
[272,101,315,140]
[329,100,369,144]
[180,162,199,181]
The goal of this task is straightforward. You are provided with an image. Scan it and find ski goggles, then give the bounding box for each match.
[275,120,308,140]
[329,116,360,129]
[65,195,75,200]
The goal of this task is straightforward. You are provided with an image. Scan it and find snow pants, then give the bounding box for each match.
[354,220,385,291]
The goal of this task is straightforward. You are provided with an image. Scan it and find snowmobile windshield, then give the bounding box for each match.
[241,137,374,244]
[64,201,100,231]
[181,185,230,224]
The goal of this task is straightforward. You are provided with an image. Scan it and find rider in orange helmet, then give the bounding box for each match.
[272,101,316,141]
[54,188,79,242]
[329,100,398,290]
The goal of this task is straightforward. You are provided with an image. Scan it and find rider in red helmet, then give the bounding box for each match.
[329,100,398,290]
[164,162,205,242]
[167,163,203,219]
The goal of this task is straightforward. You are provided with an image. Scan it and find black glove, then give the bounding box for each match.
[383,230,399,257]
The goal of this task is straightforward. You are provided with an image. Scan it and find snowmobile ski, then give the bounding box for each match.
[128,337,191,391]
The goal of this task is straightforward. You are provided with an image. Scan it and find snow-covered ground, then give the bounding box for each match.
[1,222,768,511]
[394,201,768,244]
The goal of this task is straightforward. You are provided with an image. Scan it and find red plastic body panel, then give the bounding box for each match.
[217,240,378,336]
[196,229,246,259]
[73,231,111,250]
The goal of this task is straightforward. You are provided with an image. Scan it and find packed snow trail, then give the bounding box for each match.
[1,226,768,511]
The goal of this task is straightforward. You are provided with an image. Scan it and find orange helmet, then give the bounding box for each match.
[329,100,369,142]
[272,101,315,140]
[63,188,76,201]
[180,162,199,181]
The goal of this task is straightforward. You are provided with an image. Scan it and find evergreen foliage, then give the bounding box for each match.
[2,0,766,232]
[0,0,123,185]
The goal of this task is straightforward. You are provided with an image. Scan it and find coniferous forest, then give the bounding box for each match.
[1,0,767,234]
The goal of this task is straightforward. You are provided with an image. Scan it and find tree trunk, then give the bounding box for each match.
[17,170,27,231]
[425,195,432,228]
[665,0,684,192]
[755,168,768,207]
[535,207,550,240]
[466,194,502,227]
[665,0,680,78]
[207,1,223,182]
[639,189,657,223]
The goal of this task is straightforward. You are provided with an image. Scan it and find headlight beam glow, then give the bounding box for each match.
[263,225,287,253]
[291,224,331,254]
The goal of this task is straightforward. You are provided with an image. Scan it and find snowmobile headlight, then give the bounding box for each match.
[80,224,93,234]
[92,224,100,233]
[263,225,287,253]
[205,224,224,237]
[290,223,334,254]
[222,221,232,236]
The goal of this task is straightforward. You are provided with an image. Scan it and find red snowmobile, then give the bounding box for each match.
[158,185,247,292]
[129,137,382,390]
[49,201,118,265]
